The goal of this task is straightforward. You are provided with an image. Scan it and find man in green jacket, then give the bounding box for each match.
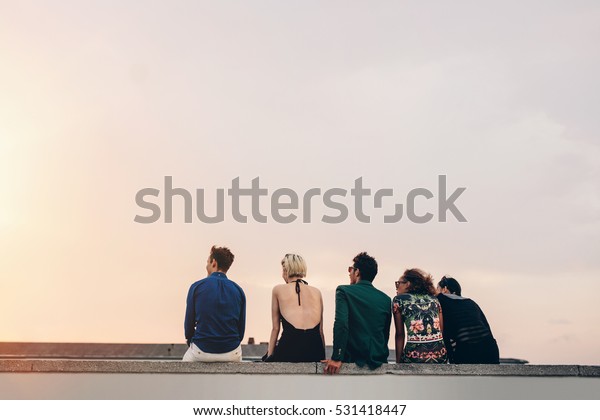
[323,252,392,374]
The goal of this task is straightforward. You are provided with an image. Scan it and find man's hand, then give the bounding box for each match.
[322,359,343,375]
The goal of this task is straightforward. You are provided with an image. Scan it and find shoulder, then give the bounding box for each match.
[223,277,245,296]
[335,284,350,297]
[395,293,421,307]
[369,288,391,309]
[272,283,286,295]
[437,293,464,304]
[466,298,482,311]
[306,283,322,295]
[373,286,391,301]
[336,283,356,293]
[188,278,206,290]
[394,293,412,302]
[233,280,246,294]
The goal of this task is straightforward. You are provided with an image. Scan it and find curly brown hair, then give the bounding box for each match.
[401,268,436,296]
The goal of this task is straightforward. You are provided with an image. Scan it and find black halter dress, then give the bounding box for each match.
[266,280,326,362]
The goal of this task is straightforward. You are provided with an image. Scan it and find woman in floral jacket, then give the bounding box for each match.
[393,268,447,363]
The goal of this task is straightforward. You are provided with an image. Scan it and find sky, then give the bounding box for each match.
[1,0,599,365]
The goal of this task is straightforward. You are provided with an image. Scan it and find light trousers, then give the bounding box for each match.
[182,343,242,362]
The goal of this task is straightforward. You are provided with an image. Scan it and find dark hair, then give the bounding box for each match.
[210,245,235,272]
[401,268,436,296]
[438,276,462,296]
[352,252,378,282]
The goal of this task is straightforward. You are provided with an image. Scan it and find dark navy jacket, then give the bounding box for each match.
[184,272,246,353]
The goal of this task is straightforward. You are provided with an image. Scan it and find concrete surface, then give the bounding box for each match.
[1,360,599,399]
[0,359,598,376]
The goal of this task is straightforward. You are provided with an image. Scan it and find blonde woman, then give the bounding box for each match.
[265,254,325,362]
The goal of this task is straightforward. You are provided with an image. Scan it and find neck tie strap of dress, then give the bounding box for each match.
[291,279,308,305]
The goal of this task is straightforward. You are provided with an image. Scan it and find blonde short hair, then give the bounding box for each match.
[281,254,307,278]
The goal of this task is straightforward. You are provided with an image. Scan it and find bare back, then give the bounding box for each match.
[274,282,322,329]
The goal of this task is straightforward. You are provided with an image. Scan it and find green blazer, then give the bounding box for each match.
[331,280,392,369]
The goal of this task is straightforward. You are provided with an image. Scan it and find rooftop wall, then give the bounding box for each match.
[1,360,598,400]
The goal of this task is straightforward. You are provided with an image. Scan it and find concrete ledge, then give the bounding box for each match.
[2,360,599,399]
[1,360,598,377]
[0,360,316,374]
[579,365,600,376]
[388,364,584,377]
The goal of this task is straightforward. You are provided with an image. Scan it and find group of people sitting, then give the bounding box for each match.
[183,246,499,373]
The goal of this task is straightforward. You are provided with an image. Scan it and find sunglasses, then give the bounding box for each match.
[395,280,409,288]
[348,266,357,273]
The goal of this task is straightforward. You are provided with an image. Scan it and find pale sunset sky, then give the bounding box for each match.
[1,1,599,364]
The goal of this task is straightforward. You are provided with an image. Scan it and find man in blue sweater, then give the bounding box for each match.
[183,246,246,362]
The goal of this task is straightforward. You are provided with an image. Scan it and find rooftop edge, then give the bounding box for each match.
[1,360,598,377]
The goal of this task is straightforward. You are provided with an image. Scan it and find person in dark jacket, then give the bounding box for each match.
[436,276,499,364]
[323,252,392,374]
